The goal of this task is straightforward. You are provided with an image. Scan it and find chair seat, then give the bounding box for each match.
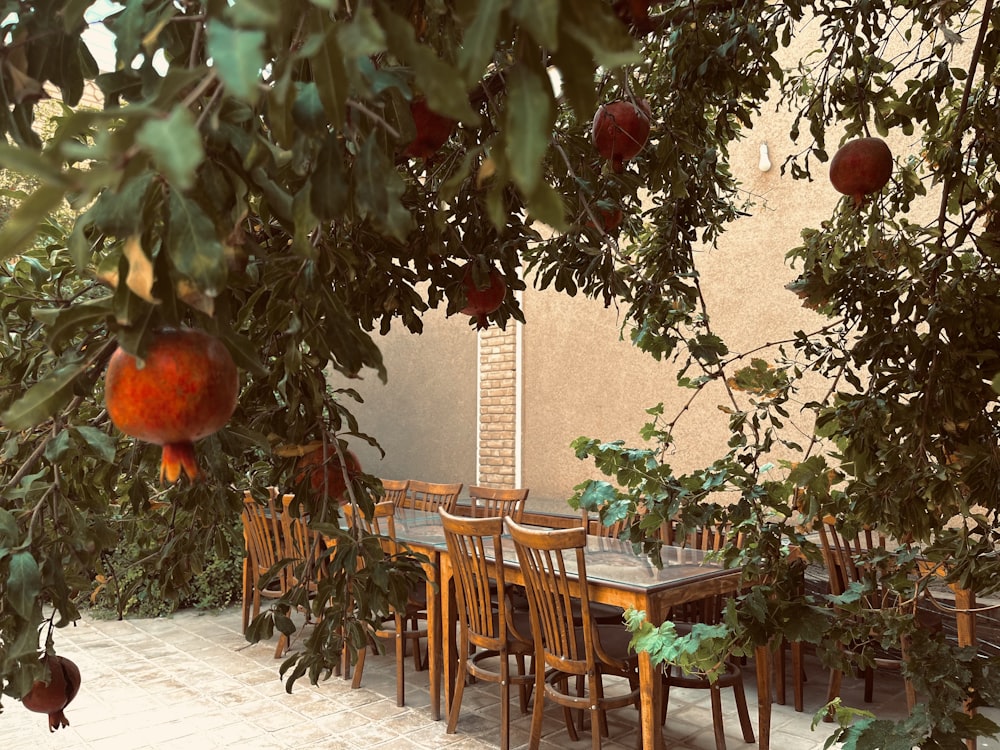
[507,585,626,625]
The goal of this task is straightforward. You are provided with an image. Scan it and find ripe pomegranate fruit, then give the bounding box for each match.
[829,137,893,207]
[402,98,456,160]
[22,654,81,732]
[295,444,362,504]
[586,205,624,233]
[613,0,655,36]
[104,328,239,484]
[592,99,651,172]
[460,264,506,330]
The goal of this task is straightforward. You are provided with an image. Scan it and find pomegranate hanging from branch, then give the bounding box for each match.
[829,137,893,207]
[460,263,507,330]
[21,654,81,732]
[104,328,239,484]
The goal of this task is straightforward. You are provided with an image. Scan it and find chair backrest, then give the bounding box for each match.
[403,480,462,514]
[342,500,398,549]
[583,509,628,539]
[506,518,595,678]
[467,485,529,522]
[280,493,324,585]
[380,478,410,507]
[242,487,286,585]
[441,509,527,650]
[659,518,743,624]
[816,515,886,597]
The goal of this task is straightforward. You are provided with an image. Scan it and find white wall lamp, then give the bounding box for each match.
[758,142,772,172]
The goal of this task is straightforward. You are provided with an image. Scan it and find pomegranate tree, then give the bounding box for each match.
[104,328,239,484]
[402,98,456,160]
[829,137,893,207]
[592,99,651,172]
[460,263,506,330]
[22,654,81,732]
[295,444,362,504]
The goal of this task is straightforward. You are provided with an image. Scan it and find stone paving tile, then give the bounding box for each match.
[4,605,1000,749]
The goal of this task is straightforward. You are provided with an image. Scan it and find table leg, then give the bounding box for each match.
[755,643,772,750]
[954,587,976,750]
[424,558,441,721]
[639,649,662,749]
[440,556,458,718]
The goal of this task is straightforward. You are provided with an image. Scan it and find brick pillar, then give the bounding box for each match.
[478,322,519,487]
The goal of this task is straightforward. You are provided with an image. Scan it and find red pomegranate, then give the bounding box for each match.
[613,0,655,36]
[104,328,239,484]
[295,445,362,503]
[402,99,456,160]
[22,654,81,732]
[829,137,893,207]
[592,99,651,172]
[460,264,506,330]
[586,205,624,233]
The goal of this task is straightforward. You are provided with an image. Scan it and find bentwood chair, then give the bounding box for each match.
[506,518,641,750]
[402,480,463,513]
[658,519,755,750]
[440,509,535,750]
[816,515,943,719]
[241,488,292,654]
[380,478,409,507]
[467,485,529,521]
[343,501,429,706]
[275,493,325,658]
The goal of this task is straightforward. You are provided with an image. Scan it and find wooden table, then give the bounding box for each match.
[395,508,774,750]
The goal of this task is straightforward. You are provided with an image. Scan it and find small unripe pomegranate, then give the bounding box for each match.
[460,264,506,330]
[22,654,81,732]
[104,328,239,483]
[402,99,456,160]
[829,137,893,207]
[592,99,651,172]
[295,445,362,504]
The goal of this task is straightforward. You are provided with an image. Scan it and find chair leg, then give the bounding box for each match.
[710,686,727,750]
[732,673,756,742]
[446,661,466,735]
[274,633,288,659]
[529,667,546,750]
[351,645,367,690]
[395,628,406,706]
[792,641,805,712]
[500,652,511,750]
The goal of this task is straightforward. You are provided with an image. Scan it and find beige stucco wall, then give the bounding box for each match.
[343,314,478,487]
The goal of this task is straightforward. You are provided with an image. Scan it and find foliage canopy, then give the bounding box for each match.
[1,1,1000,746]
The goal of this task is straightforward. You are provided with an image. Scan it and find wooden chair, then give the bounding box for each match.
[380,478,409,507]
[467,485,529,521]
[274,493,325,658]
[402,480,463,513]
[342,501,429,706]
[816,515,943,718]
[506,518,641,750]
[658,519,755,750]
[241,488,292,656]
[440,509,534,750]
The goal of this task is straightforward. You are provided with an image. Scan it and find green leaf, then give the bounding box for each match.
[337,5,387,59]
[167,192,227,296]
[291,82,328,135]
[503,65,554,197]
[0,142,67,185]
[511,0,559,50]
[136,108,205,191]
[0,361,88,431]
[8,551,42,619]
[43,430,72,463]
[0,508,17,545]
[550,29,598,122]
[309,132,348,222]
[563,0,640,69]
[226,0,282,29]
[525,181,566,231]
[34,296,113,354]
[377,4,480,125]
[72,426,118,464]
[353,136,414,242]
[458,0,507,85]
[310,20,349,128]
[0,185,67,265]
[206,21,265,103]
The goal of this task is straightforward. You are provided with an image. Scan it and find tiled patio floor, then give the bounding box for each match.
[1,606,997,749]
